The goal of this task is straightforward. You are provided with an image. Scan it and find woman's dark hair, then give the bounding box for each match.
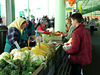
[71,13,84,23]
[22,21,26,25]
[27,21,33,28]
[35,22,40,30]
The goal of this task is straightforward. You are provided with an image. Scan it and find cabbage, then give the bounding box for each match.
[0,52,10,60]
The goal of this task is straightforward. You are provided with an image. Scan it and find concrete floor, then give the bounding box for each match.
[84,25,100,75]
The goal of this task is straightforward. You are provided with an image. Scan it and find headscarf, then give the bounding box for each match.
[8,18,26,34]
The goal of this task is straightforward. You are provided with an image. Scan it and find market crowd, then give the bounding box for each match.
[3,13,93,75]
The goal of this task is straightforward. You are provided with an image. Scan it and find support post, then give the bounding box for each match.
[55,0,66,32]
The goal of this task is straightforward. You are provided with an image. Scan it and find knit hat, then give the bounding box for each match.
[40,18,47,24]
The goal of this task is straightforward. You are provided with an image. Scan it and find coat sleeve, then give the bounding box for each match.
[37,26,50,35]
[66,31,80,54]
[7,28,27,48]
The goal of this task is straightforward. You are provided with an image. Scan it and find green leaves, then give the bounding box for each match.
[3,56,9,60]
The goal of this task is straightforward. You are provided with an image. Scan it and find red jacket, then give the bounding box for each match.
[66,24,92,65]
[24,23,27,28]
[37,26,50,35]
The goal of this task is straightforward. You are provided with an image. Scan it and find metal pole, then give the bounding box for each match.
[48,0,49,17]
[91,1,92,18]
[28,0,29,17]
[55,0,66,32]
[0,3,1,16]
[76,0,79,9]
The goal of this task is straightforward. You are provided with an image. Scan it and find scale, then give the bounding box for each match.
[35,35,42,49]
[35,35,42,43]
[35,31,43,49]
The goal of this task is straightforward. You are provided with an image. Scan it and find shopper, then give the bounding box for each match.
[4,18,28,52]
[31,19,36,25]
[90,18,95,35]
[24,17,34,36]
[0,16,2,25]
[66,18,71,32]
[87,16,90,24]
[63,18,76,43]
[63,13,92,75]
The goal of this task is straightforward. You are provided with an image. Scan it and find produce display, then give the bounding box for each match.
[48,31,63,37]
[31,42,54,58]
[0,42,55,75]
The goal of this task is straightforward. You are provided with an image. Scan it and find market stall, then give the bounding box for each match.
[0,26,8,54]
[0,31,71,75]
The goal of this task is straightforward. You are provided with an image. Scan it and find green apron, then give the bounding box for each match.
[35,28,39,36]
[4,27,27,52]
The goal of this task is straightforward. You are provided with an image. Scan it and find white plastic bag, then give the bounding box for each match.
[63,43,71,51]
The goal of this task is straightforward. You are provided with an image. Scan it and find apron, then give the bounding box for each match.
[35,26,39,36]
[4,27,27,52]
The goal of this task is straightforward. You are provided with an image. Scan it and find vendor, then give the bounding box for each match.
[35,18,52,36]
[24,17,34,36]
[4,18,28,52]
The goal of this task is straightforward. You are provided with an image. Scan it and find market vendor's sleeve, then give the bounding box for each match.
[7,28,27,47]
[37,26,50,35]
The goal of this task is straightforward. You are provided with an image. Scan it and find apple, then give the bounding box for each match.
[60,32,63,34]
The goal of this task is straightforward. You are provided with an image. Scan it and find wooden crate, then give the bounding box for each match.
[32,60,48,75]
[49,36,62,41]
[32,45,63,75]
[49,36,63,43]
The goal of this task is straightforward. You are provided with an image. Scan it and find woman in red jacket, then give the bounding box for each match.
[64,13,92,75]
[35,18,51,36]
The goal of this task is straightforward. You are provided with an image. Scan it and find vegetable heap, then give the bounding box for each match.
[0,42,55,75]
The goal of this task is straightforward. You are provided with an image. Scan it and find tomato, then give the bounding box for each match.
[60,32,63,34]
[55,34,61,36]
[56,31,60,33]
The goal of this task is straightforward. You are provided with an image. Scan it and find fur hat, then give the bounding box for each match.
[40,18,47,24]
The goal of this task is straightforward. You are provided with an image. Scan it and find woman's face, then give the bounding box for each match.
[66,19,71,27]
[20,22,26,29]
[31,19,34,22]
[66,21,70,27]
[41,22,47,27]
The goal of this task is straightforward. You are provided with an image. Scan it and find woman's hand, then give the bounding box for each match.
[63,32,67,36]
[50,31,55,35]
[28,39,32,42]
[59,43,64,45]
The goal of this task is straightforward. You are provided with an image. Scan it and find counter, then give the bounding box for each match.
[32,44,71,75]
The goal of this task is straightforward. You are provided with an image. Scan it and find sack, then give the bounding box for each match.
[94,28,98,31]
